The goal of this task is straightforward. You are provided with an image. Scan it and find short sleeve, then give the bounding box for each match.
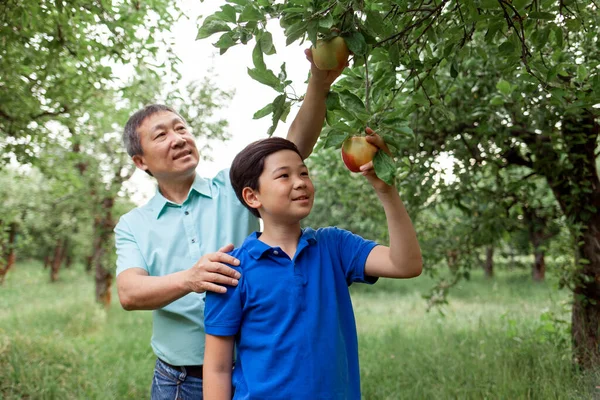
[324,227,378,285]
[204,266,244,337]
[114,217,148,276]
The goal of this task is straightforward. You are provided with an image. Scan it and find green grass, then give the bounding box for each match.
[1,261,598,399]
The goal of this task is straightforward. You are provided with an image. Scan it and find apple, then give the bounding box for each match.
[311,36,350,71]
[341,136,378,173]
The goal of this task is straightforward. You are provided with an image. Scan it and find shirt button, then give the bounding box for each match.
[184,211,189,215]
[191,239,196,243]
[273,250,279,255]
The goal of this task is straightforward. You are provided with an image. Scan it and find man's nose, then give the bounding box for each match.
[171,132,186,147]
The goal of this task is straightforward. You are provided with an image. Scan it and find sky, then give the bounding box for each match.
[124,1,314,204]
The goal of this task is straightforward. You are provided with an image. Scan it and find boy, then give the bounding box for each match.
[203,132,422,399]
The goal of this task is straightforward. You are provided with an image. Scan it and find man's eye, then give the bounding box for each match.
[155,133,165,139]
[176,126,186,131]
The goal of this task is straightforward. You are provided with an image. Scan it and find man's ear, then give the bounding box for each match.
[132,154,149,173]
[242,187,261,212]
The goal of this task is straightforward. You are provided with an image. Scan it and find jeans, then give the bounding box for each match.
[150,358,203,400]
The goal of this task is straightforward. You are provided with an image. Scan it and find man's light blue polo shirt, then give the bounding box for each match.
[205,227,378,399]
[114,170,259,366]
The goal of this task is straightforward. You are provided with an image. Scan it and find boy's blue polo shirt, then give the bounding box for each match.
[114,170,259,366]
[204,227,378,400]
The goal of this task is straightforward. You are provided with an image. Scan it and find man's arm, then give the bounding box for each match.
[287,49,346,159]
[204,334,235,400]
[360,128,423,279]
[117,244,242,311]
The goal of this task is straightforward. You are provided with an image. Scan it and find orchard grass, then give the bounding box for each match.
[1,261,598,399]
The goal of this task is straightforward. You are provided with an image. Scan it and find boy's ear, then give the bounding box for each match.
[242,187,261,212]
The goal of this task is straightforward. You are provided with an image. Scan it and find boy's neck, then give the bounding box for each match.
[258,221,302,259]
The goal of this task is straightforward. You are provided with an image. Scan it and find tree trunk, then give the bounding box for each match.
[483,246,494,278]
[535,113,600,369]
[93,196,116,307]
[571,216,600,369]
[532,248,545,282]
[0,222,18,284]
[50,238,63,282]
[446,249,459,273]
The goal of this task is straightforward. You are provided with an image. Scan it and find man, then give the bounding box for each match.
[114,49,345,399]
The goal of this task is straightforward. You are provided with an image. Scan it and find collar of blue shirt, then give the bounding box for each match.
[242,229,318,260]
[148,173,213,219]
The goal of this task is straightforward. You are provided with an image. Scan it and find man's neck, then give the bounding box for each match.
[259,221,302,260]
[157,173,196,205]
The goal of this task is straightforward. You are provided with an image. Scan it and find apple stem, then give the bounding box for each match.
[364,54,371,113]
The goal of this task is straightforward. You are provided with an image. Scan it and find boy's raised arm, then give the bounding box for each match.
[286,49,346,159]
[360,128,423,279]
[203,334,235,400]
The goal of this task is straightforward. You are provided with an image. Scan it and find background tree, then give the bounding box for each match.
[199,0,599,368]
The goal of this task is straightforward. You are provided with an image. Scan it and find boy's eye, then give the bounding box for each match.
[278,174,289,179]
[301,171,309,176]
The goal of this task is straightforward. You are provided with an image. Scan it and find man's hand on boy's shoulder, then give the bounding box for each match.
[358,127,395,193]
[184,243,242,294]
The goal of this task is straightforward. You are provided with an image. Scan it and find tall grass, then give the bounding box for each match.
[1,261,598,399]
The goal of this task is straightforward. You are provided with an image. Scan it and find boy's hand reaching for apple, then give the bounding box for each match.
[359,127,394,193]
[304,48,347,89]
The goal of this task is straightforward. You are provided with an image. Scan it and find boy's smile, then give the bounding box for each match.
[249,149,315,222]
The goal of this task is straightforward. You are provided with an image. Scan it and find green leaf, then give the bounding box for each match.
[450,62,459,78]
[388,43,400,67]
[339,90,368,121]
[330,122,354,133]
[323,131,348,149]
[259,31,276,55]
[285,21,307,46]
[318,13,334,29]
[553,27,563,48]
[252,42,266,70]
[268,94,286,135]
[213,32,236,51]
[247,67,282,91]
[344,32,367,56]
[307,20,319,45]
[373,151,396,186]
[326,91,342,110]
[577,65,588,81]
[490,95,505,106]
[197,15,231,40]
[253,103,273,119]
[528,11,555,20]
[215,4,237,23]
[498,41,516,56]
[239,4,264,23]
[496,79,513,96]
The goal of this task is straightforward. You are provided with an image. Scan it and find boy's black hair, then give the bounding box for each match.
[230,137,303,218]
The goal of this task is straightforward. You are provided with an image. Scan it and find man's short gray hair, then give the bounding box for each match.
[123,104,185,157]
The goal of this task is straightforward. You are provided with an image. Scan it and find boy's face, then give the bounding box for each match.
[247,149,315,223]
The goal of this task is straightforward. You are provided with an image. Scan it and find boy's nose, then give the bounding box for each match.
[294,178,307,189]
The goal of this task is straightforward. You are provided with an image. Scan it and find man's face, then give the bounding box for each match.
[246,149,315,223]
[132,111,199,180]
